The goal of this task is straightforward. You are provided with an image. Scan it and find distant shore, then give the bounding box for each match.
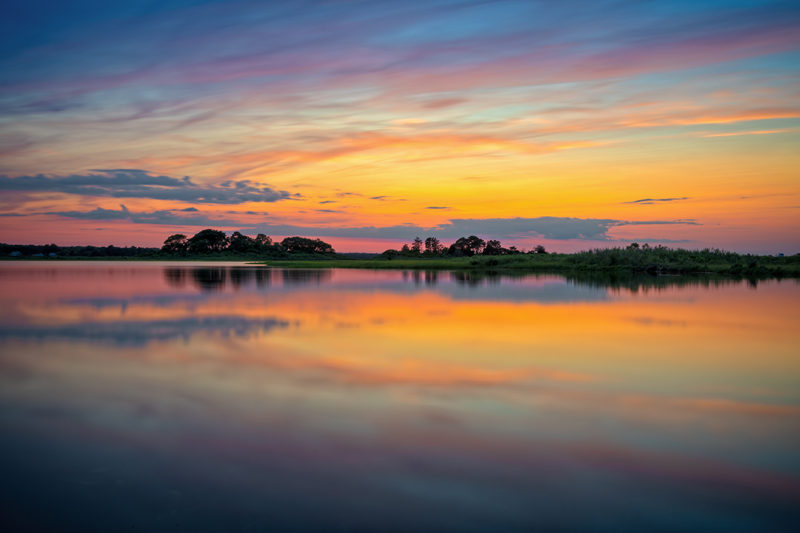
[260,251,799,278]
[3,248,798,278]
[0,256,258,262]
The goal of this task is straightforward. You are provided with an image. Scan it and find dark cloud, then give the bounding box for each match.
[425,206,450,210]
[444,217,617,240]
[315,209,342,213]
[41,204,243,226]
[3,205,700,241]
[621,237,692,243]
[0,169,293,204]
[243,216,699,241]
[319,200,337,204]
[624,197,690,205]
[623,219,699,226]
[369,195,407,201]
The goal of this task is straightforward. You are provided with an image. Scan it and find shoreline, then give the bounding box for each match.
[2,251,798,278]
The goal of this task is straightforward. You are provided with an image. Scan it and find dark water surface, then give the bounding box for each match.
[1,262,798,532]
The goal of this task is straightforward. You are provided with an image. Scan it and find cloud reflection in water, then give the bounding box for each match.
[0,263,798,531]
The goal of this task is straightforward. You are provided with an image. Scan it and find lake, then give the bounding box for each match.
[1,262,798,532]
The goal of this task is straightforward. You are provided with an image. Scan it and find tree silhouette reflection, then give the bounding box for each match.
[229,267,255,289]
[163,268,186,288]
[192,267,227,291]
[162,266,331,291]
[162,265,787,294]
[450,271,502,286]
[424,271,438,285]
[280,269,332,286]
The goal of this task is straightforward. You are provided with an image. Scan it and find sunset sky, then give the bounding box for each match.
[1,0,798,252]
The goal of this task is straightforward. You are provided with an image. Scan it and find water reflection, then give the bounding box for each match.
[402,269,440,285]
[162,266,186,287]
[564,270,780,292]
[280,268,332,286]
[159,265,794,293]
[163,266,331,291]
[0,316,288,346]
[0,262,798,532]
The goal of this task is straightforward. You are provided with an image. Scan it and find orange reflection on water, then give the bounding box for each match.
[1,263,799,530]
[2,264,797,403]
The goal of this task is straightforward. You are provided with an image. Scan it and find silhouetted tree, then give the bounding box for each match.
[483,239,504,255]
[162,234,188,254]
[411,236,423,254]
[255,234,273,248]
[424,236,443,255]
[534,244,547,254]
[448,235,485,256]
[280,236,335,254]
[229,231,255,253]
[187,229,229,254]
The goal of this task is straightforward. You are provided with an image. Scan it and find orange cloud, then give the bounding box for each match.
[699,128,794,137]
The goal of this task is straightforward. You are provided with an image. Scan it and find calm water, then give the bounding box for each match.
[1,262,799,532]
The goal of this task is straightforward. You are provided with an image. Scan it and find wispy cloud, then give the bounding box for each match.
[699,129,794,138]
[624,197,690,205]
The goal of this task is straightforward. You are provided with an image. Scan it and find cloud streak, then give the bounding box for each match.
[2,207,699,241]
[41,204,243,227]
[240,216,698,241]
[0,169,294,204]
[624,197,690,205]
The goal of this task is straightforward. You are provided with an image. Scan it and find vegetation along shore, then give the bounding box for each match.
[2,229,797,277]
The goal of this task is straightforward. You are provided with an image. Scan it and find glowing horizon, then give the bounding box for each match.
[1,0,799,253]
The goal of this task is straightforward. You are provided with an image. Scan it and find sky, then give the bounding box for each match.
[0,0,798,253]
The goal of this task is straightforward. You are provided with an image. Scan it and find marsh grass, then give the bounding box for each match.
[263,247,800,277]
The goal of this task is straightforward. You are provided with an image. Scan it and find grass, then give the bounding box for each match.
[262,247,800,278]
[5,246,798,278]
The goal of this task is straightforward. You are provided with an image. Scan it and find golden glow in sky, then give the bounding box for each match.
[1,1,798,252]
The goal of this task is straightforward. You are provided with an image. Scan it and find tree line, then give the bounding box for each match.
[161,229,336,257]
[4,232,544,258]
[2,229,337,258]
[1,242,159,258]
[382,235,547,258]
